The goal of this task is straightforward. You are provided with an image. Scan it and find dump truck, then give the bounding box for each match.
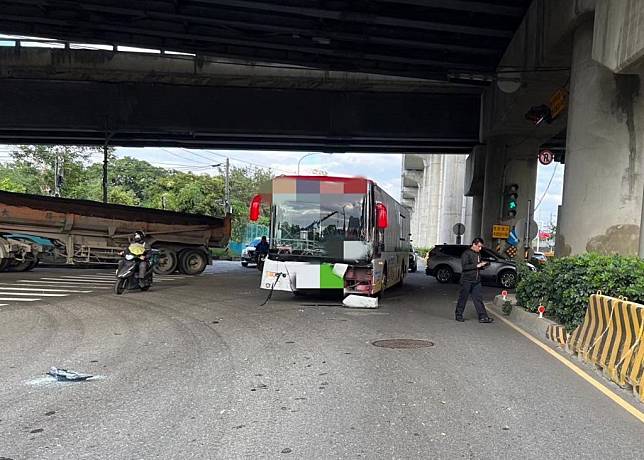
[0,190,231,275]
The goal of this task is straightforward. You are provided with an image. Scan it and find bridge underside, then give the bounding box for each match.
[0,79,479,152]
[0,0,530,81]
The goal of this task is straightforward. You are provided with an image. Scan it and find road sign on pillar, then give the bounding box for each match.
[538,149,554,165]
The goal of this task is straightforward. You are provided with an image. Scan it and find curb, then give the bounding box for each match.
[487,295,564,346]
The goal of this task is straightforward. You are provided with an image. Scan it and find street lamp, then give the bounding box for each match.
[297,152,342,175]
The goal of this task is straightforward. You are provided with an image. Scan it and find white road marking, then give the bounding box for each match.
[16,281,111,289]
[64,275,114,279]
[59,276,115,283]
[0,303,7,306]
[0,286,92,293]
[38,278,113,284]
[0,297,39,302]
[0,292,69,297]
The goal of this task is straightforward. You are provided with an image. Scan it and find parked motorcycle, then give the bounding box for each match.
[114,248,160,295]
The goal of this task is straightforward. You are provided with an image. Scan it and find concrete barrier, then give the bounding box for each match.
[567,294,644,402]
[546,324,567,346]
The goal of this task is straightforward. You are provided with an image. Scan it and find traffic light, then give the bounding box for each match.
[504,184,519,219]
[525,104,552,125]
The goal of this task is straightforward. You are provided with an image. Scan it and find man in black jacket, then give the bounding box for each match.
[455,237,494,323]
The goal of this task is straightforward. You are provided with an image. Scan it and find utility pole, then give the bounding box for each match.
[102,142,109,203]
[224,157,230,214]
[53,155,61,197]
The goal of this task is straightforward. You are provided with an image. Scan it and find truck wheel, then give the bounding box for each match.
[155,249,178,275]
[6,255,37,272]
[179,249,208,275]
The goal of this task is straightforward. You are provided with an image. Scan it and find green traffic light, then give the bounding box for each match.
[509,201,517,210]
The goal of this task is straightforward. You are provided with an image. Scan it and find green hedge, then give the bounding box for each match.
[516,253,644,331]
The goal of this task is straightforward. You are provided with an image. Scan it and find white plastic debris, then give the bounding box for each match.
[47,367,93,382]
[342,295,379,309]
[332,263,349,278]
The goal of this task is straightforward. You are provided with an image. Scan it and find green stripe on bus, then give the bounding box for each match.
[320,263,344,289]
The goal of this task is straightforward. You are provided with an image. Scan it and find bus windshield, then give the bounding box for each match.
[272,194,369,260]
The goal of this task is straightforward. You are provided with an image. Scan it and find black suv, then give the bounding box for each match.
[425,244,535,289]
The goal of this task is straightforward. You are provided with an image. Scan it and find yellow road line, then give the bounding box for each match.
[488,310,644,424]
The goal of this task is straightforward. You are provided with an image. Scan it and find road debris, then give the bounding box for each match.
[343,295,378,309]
[47,367,93,382]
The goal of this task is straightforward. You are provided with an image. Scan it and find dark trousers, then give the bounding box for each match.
[455,280,488,319]
[137,260,147,283]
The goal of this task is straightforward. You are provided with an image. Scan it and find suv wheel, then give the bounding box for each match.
[435,266,453,283]
[499,270,517,289]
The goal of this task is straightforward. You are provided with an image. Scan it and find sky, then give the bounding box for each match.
[0,145,563,226]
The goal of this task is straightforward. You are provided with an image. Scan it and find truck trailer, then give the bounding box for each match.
[0,190,231,275]
[0,234,42,272]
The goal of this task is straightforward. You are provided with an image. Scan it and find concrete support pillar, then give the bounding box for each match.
[470,194,484,240]
[438,155,467,244]
[481,138,539,245]
[426,155,443,245]
[641,182,644,257]
[558,20,644,256]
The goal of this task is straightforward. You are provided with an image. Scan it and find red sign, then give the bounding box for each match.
[538,305,546,314]
[539,150,554,165]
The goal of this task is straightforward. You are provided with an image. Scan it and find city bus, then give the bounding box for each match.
[249,175,410,296]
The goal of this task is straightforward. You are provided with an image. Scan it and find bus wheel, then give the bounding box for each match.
[378,266,388,298]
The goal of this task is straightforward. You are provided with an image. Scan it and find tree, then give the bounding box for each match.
[0,175,26,193]
[1,145,276,243]
[10,145,108,197]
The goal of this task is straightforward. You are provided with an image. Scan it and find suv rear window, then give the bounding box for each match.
[437,245,467,257]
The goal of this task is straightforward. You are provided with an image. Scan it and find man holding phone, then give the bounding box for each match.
[455,237,494,323]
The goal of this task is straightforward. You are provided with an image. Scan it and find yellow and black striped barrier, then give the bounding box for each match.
[567,293,644,402]
[546,324,567,346]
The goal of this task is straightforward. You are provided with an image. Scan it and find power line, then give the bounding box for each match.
[534,163,559,212]
[181,148,292,174]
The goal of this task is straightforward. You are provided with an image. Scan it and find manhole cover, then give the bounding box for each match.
[372,339,434,349]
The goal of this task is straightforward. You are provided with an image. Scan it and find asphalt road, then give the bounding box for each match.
[0,262,642,459]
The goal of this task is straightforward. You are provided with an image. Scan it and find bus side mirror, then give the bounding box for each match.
[249,194,261,221]
[376,202,388,229]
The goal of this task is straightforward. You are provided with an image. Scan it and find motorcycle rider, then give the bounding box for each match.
[255,236,269,269]
[255,236,269,257]
[127,231,149,287]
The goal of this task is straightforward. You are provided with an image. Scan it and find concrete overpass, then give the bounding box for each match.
[0,0,643,256]
[402,0,644,258]
[0,1,532,150]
